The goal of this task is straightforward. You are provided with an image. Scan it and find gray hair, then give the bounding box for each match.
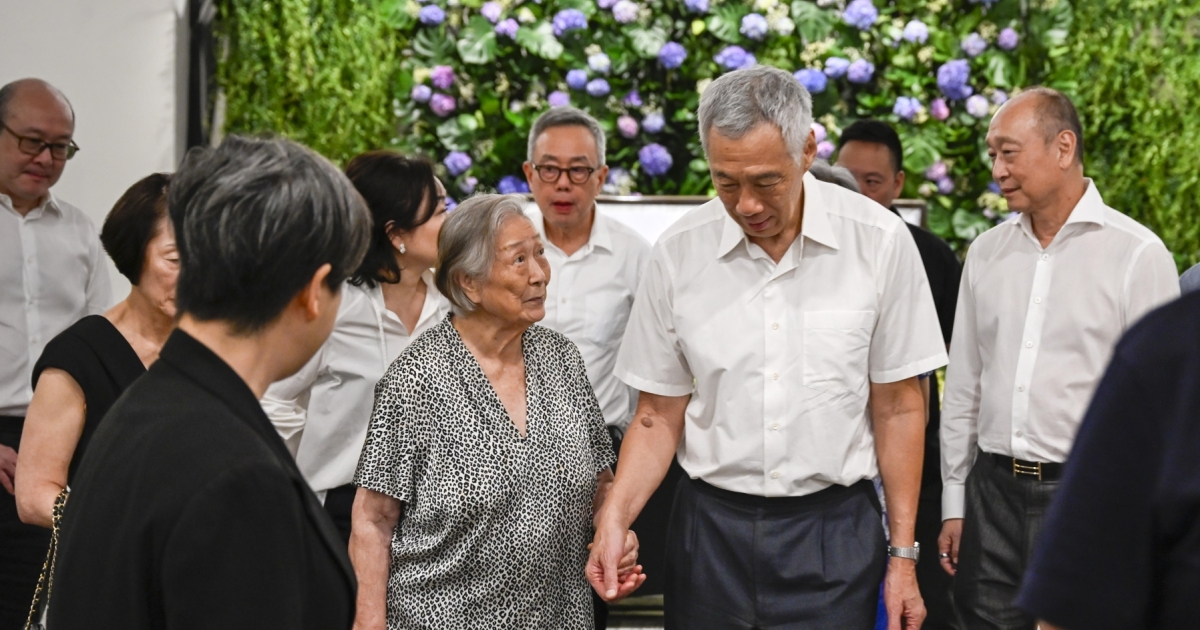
[436,194,532,314]
[808,159,861,193]
[698,65,813,164]
[527,106,607,165]
[169,135,372,334]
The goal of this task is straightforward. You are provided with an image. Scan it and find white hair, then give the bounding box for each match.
[697,65,814,164]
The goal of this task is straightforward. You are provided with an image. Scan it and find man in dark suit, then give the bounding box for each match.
[48,135,372,629]
[837,119,963,630]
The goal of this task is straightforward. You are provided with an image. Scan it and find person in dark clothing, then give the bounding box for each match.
[838,119,962,630]
[47,135,371,630]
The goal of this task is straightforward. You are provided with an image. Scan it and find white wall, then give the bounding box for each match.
[0,0,188,302]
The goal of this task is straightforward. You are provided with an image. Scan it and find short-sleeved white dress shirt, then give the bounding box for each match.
[615,172,948,497]
[529,208,651,431]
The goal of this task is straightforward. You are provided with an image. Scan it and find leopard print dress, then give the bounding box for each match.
[354,316,616,630]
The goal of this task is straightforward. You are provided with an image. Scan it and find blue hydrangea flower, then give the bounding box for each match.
[893,96,922,120]
[740,13,769,40]
[419,5,445,25]
[639,143,673,176]
[494,18,519,38]
[552,9,588,36]
[624,90,643,107]
[991,90,1009,105]
[842,0,878,30]
[459,176,478,195]
[925,161,948,181]
[962,33,988,57]
[902,20,928,44]
[998,27,1019,50]
[612,0,639,24]
[445,196,458,211]
[937,59,973,100]
[588,53,612,75]
[597,0,618,8]
[566,69,589,90]
[793,68,827,94]
[936,177,955,194]
[658,42,687,69]
[548,91,570,107]
[444,151,472,176]
[966,94,990,118]
[480,1,502,23]
[411,85,432,103]
[817,141,835,159]
[642,112,665,134]
[715,46,756,70]
[824,57,850,78]
[684,0,709,13]
[988,182,1001,194]
[497,175,530,194]
[586,78,611,97]
[847,59,875,84]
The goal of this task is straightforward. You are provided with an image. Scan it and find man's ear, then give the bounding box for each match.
[894,169,906,198]
[801,129,818,171]
[1057,130,1079,170]
[296,263,334,322]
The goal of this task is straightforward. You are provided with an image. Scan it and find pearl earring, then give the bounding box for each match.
[399,243,406,255]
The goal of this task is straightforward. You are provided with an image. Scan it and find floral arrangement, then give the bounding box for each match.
[382,0,1072,242]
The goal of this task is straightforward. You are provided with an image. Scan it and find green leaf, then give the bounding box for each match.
[380,0,416,30]
[688,158,709,173]
[706,4,749,44]
[626,25,668,59]
[436,117,471,151]
[457,113,479,131]
[951,207,992,241]
[985,55,1013,88]
[516,22,564,60]
[413,27,455,62]
[791,1,837,44]
[456,15,497,64]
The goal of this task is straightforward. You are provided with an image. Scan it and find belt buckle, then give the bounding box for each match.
[1012,459,1042,480]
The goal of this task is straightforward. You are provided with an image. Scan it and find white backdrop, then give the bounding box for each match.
[0,0,189,303]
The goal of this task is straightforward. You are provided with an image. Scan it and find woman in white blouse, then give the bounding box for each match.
[261,151,450,542]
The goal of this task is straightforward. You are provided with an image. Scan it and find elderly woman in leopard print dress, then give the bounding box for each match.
[349,194,646,630]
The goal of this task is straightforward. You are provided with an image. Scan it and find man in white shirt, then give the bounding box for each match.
[0,78,110,628]
[521,107,652,628]
[937,87,1179,629]
[587,66,947,629]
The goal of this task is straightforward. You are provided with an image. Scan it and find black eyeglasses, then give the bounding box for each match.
[531,164,597,185]
[1,123,80,161]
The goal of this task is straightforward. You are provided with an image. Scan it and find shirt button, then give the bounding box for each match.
[771,373,779,381]
[1025,341,1033,348]
[771,471,781,479]
[1041,254,1049,261]
[770,423,780,431]
[1015,429,1024,437]
[1018,385,1025,392]
[1033,297,1042,304]
[771,323,779,331]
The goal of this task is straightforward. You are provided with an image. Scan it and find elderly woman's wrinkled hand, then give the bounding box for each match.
[587,529,646,602]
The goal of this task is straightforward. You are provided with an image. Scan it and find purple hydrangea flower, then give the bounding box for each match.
[658,42,688,69]
[497,175,530,194]
[715,46,756,70]
[445,196,458,211]
[459,176,478,195]
[937,59,973,100]
[617,115,640,138]
[930,98,950,120]
[612,0,639,23]
[597,0,618,7]
[684,0,709,13]
[419,5,445,25]
[588,53,612,75]
[624,90,643,107]
[936,177,955,194]
[607,167,631,185]
[495,18,519,38]
[962,33,988,57]
[902,20,929,44]
[586,78,611,97]
[740,13,769,40]
[998,27,1019,50]
[842,0,878,30]
[444,151,472,176]
[816,141,835,159]
[824,57,850,78]
[480,1,502,23]
[642,112,665,134]
[847,59,875,84]
[893,96,922,120]
[812,122,827,143]
[430,93,456,117]
[639,143,673,176]
[552,9,588,36]
[966,94,990,118]
[991,90,1009,105]
[925,161,948,181]
[988,181,1001,194]
[548,91,571,107]
[566,69,589,90]
[794,68,827,94]
[430,65,455,90]
[411,85,432,103]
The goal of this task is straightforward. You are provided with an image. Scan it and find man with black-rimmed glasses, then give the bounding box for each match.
[0,78,109,628]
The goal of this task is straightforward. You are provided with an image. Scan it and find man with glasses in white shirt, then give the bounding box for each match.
[937,87,1179,629]
[587,66,947,629]
[0,78,110,628]
[522,107,652,629]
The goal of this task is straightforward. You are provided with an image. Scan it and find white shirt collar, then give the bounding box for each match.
[531,204,611,257]
[1,190,62,219]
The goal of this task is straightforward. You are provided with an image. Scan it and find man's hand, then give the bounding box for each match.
[938,518,963,576]
[0,444,17,495]
[883,557,926,630]
[586,519,645,602]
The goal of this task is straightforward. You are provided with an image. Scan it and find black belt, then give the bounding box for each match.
[988,452,1063,481]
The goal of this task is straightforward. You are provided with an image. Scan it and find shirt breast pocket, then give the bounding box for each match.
[803,310,876,397]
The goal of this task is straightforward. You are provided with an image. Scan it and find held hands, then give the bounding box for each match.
[883,557,926,630]
[0,444,16,494]
[937,518,963,576]
[586,523,646,602]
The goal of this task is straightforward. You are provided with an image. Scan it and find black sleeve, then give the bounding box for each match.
[32,329,96,394]
[1016,351,1160,628]
[160,463,308,629]
[937,242,962,346]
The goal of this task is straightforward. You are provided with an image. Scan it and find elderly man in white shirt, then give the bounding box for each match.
[0,78,109,627]
[587,66,947,629]
[937,87,1179,630]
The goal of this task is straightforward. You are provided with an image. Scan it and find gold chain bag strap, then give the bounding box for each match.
[25,488,69,630]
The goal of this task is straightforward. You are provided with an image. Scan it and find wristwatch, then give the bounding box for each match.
[887,542,920,562]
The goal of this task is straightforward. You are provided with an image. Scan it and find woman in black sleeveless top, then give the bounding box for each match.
[14,173,176,527]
